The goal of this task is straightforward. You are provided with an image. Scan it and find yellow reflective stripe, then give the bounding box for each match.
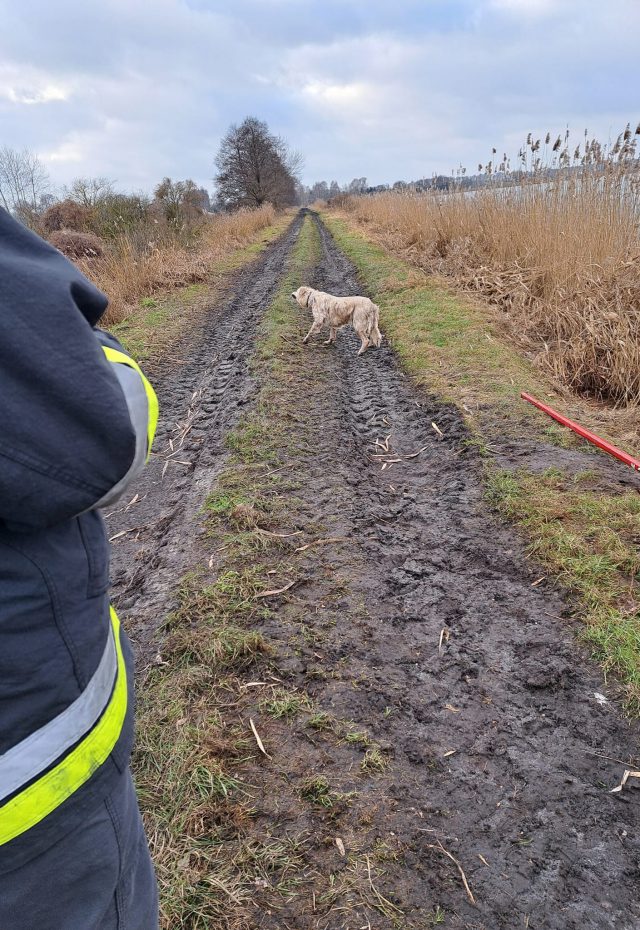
[102,346,159,458]
[0,608,127,846]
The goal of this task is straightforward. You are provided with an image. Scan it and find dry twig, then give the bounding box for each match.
[253,579,296,599]
[425,841,476,905]
[249,718,271,759]
[295,536,346,553]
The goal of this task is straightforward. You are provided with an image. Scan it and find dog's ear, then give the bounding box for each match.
[304,288,313,308]
[295,286,311,308]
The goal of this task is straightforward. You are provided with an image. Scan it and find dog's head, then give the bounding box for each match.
[291,286,313,308]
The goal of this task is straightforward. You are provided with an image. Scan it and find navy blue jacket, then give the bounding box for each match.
[0,209,139,871]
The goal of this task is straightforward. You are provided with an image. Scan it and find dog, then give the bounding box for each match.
[291,286,382,355]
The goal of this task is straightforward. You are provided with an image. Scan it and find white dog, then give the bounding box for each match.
[291,286,383,355]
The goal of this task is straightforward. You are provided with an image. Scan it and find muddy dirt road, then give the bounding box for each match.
[109,212,639,929]
[108,214,305,654]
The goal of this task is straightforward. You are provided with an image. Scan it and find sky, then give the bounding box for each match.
[1,0,638,196]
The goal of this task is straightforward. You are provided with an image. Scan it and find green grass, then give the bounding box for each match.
[428,906,446,926]
[345,730,372,748]
[261,688,312,719]
[112,299,174,362]
[361,746,389,773]
[299,776,349,809]
[308,712,335,731]
[133,571,287,927]
[299,776,333,807]
[204,489,247,517]
[486,468,640,710]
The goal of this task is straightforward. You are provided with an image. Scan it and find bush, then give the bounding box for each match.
[41,200,93,233]
[90,193,152,240]
[48,229,105,259]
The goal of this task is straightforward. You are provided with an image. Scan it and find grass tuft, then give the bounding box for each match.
[261,688,312,720]
[361,747,389,773]
[300,776,338,808]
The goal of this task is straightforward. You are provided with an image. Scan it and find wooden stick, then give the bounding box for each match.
[258,462,295,478]
[425,841,476,905]
[295,537,346,553]
[256,528,303,538]
[253,579,296,599]
[249,718,271,759]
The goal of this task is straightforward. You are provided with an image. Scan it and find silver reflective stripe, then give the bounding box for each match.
[0,625,117,803]
[93,360,149,511]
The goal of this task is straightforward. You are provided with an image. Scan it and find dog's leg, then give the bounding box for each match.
[303,321,323,344]
[357,337,370,356]
[324,327,337,345]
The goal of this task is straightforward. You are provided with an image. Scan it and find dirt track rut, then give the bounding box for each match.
[109,211,639,929]
[108,214,304,655]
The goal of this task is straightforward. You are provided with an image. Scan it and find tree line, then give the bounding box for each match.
[3,114,450,241]
[0,116,302,233]
[4,114,551,237]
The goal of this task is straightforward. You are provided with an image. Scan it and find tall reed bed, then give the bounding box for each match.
[82,204,276,326]
[345,128,640,406]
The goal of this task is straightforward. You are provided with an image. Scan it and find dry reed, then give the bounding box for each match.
[81,204,277,326]
[344,128,640,406]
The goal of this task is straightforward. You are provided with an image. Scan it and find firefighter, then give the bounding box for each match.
[0,207,159,929]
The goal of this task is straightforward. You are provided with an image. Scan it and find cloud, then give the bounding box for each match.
[4,84,69,105]
[302,81,371,108]
[0,0,637,192]
[0,65,71,106]
[41,139,85,163]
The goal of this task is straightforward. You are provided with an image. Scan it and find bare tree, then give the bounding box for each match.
[0,147,51,223]
[153,177,208,228]
[64,176,115,208]
[214,117,299,211]
[309,180,330,202]
[347,177,367,195]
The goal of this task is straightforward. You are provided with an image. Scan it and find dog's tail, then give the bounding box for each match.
[368,303,383,348]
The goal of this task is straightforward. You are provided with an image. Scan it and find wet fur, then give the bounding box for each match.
[291,286,383,355]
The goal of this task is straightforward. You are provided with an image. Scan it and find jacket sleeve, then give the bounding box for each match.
[92,329,159,511]
[0,211,158,529]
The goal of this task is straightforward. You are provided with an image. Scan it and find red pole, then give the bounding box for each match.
[521,392,640,472]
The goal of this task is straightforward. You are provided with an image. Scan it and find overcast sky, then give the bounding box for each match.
[1,0,637,195]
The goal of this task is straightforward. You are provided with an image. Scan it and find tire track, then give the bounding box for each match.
[273,212,640,929]
[106,214,303,657]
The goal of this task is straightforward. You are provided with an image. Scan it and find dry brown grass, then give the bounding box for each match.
[343,129,640,406]
[79,204,277,325]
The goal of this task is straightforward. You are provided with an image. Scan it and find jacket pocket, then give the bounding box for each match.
[77,511,110,598]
